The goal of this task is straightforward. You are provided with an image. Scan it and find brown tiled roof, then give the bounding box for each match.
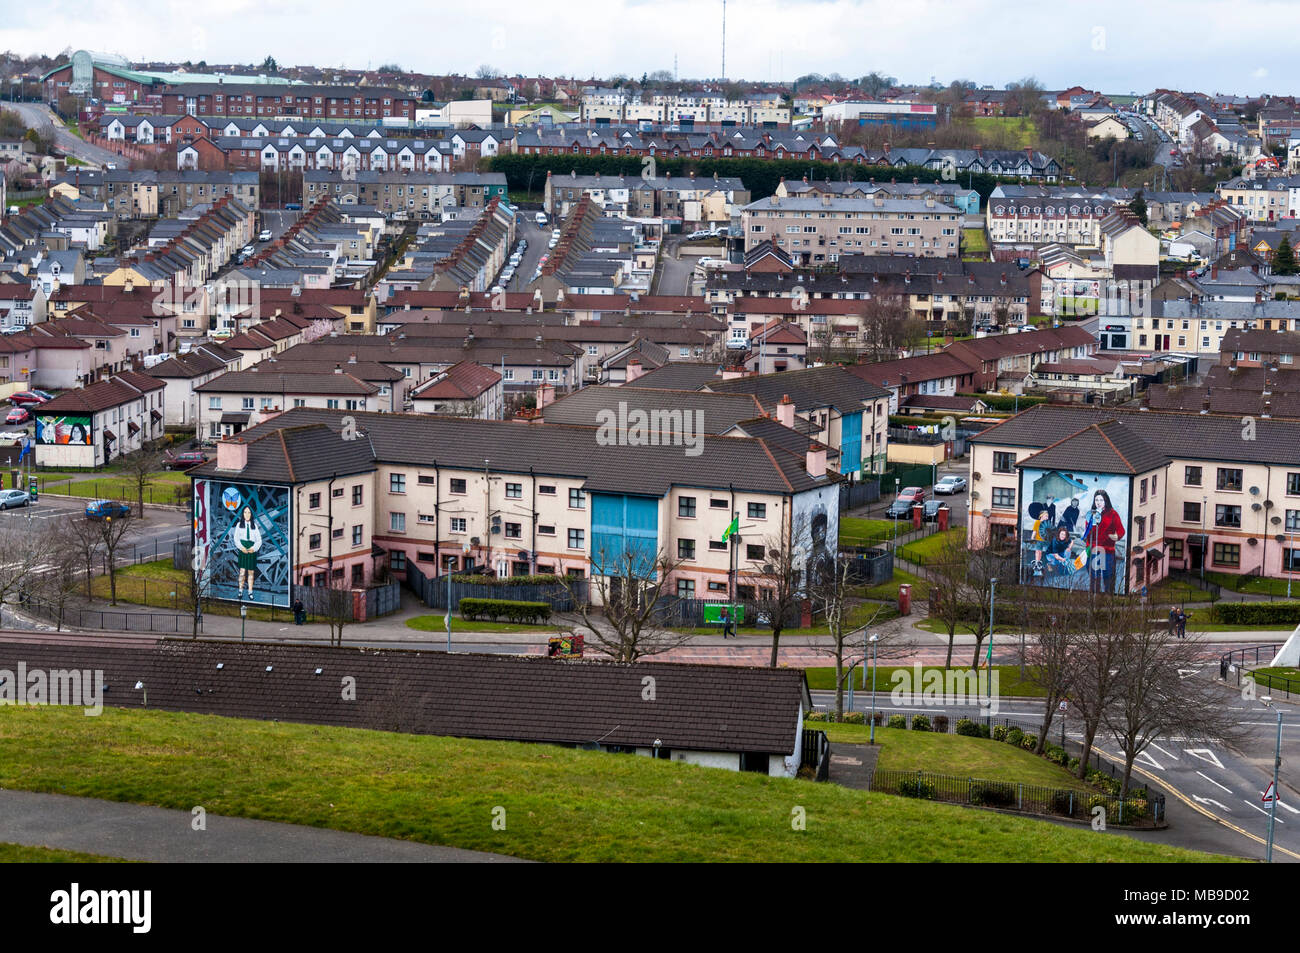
[411,360,501,400]
[849,352,975,388]
[1220,328,1300,354]
[194,369,379,397]
[0,635,808,755]
[708,364,890,411]
[944,325,1095,364]
[1016,420,1169,476]
[543,385,764,433]
[621,362,721,390]
[39,374,163,414]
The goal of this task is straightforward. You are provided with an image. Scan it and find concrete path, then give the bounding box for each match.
[827,743,879,791]
[0,789,526,863]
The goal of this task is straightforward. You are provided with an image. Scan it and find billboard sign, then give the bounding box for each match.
[194,479,292,607]
[36,414,92,445]
[1019,467,1130,595]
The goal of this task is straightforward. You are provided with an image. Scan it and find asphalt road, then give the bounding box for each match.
[9,101,121,167]
[0,492,189,564]
[505,217,549,290]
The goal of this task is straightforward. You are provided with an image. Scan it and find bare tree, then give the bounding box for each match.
[121,442,166,518]
[925,531,976,667]
[319,579,353,647]
[744,518,806,668]
[1019,587,1077,754]
[966,546,1010,668]
[63,515,105,598]
[555,547,693,662]
[96,512,137,606]
[1103,616,1243,795]
[42,521,89,630]
[1064,596,1131,780]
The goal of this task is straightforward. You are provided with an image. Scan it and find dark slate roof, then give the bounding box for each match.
[194,369,379,396]
[970,404,1300,467]
[202,408,833,496]
[542,385,764,434]
[0,635,808,754]
[621,362,721,390]
[706,365,890,412]
[189,423,377,484]
[1016,420,1169,476]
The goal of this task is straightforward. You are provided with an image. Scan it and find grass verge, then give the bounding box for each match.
[406,614,552,634]
[0,706,1221,862]
[804,664,1043,697]
[0,842,125,863]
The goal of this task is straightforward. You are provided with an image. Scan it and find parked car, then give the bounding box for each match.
[934,475,967,495]
[9,391,48,408]
[85,499,131,519]
[285,203,302,211]
[885,487,926,518]
[162,451,209,470]
[4,407,30,425]
[258,229,273,242]
[0,489,29,509]
[922,499,945,522]
[534,212,548,226]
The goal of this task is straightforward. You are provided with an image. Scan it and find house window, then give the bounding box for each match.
[1183,502,1201,523]
[538,485,556,496]
[390,473,406,493]
[1139,478,1147,504]
[309,492,321,509]
[1216,468,1243,491]
[505,482,522,499]
[569,489,585,508]
[450,518,467,533]
[390,513,406,532]
[352,526,363,546]
[208,397,222,410]
[1288,473,1300,496]
[1285,509,1300,532]
[677,538,696,560]
[1135,515,1146,541]
[568,528,585,549]
[352,485,363,506]
[391,550,407,572]
[1212,543,1240,567]
[1215,504,1242,528]
[505,522,522,539]
[450,478,467,494]
[993,451,1015,473]
[242,397,254,410]
[538,524,555,536]
[309,533,321,550]
[1168,539,1184,561]
[710,498,728,509]
[332,487,345,498]
[747,502,767,519]
[1284,548,1300,573]
[678,496,696,518]
[1185,466,1202,486]
[992,487,1016,509]
[746,544,765,561]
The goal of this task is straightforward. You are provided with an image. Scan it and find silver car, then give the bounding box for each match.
[0,489,30,509]
[934,476,967,495]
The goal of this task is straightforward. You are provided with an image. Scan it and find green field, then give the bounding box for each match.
[0,706,1220,862]
[898,527,966,566]
[1244,666,1300,693]
[0,842,124,863]
[841,516,912,547]
[804,664,1043,697]
[962,227,989,254]
[91,560,284,622]
[817,724,1086,789]
[961,116,1039,149]
[1206,572,1299,598]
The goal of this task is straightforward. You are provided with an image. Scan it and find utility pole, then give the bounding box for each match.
[721,0,727,82]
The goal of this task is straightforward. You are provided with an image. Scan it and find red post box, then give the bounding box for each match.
[898,583,912,615]
[911,503,923,529]
[937,506,950,531]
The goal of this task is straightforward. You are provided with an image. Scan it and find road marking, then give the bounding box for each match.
[1244,800,1283,821]
[1150,742,1180,761]
[1135,750,1163,771]
[1184,748,1224,769]
[1177,668,1201,678]
[1197,771,1233,794]
[1192,794,1232,813]
[1277,800,1300,815]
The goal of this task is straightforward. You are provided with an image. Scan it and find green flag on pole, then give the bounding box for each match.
[721,516,739,542]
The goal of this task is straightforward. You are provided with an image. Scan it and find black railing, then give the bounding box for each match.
[24,599,198,634]
[1219,644,1282,683]
[869,768,1163,826]
[801,728,830,782]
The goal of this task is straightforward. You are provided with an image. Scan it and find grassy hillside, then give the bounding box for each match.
[0,706,1223,862]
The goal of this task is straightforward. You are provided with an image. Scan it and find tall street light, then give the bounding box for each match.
[868,633,880,744]
[1262,695,1282,863]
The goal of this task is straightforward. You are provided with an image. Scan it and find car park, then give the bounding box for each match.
[934,475,967,495]
[0,489,29,509]
[85,499,131,519]
[885,486,926,518]
[922,499,946,522]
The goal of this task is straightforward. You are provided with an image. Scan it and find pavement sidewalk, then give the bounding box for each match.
[0,789,525,863]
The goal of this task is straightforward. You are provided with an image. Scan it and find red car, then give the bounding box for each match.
[9,391,49,408]
[4,407,30,425]
[162,451,209,470]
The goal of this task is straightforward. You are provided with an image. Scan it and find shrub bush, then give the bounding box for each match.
[979,724,991,738]
[969,780,1016,807]
[1123,798,1149,821]
[954,717,981,737]
[887,714,907,729]
[842,711,865,724]
[1212,601,1300,625]
[1052,790,1078,816]
[897,777,936,799]
[1005,726,1024,747]
[1020,733,1037,750]
[932,714,949,733]
[872,711,884,726]
[991,724,1008,742]
[452,574,563,587]
[458,598,552,624]
[805,710,827,722]
[911,714,932,732]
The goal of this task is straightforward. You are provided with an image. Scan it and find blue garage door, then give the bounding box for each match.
[840,411,862,476]
[591,494,659,576]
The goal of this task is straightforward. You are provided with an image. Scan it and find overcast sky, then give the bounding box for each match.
[1,0,1291,95]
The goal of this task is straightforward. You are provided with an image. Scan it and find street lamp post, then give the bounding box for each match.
[985,577,997,730]
[1263,696,1282,863]
[240,602,247,642]
[868,633,879,744]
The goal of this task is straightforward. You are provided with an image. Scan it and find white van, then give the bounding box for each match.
[534,212,548,227]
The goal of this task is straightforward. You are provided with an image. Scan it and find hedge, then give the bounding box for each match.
[1212,602,1300,625]
[452,574,562,587]
[458,598,553,624]
[957,393,1047,413]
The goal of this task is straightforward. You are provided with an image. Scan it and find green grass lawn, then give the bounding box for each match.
[841,516,912,547]
[805,664,1044,697]
[962,227,989,254]
[92,560,285,622]
[862,567,931,601]
[0,842,125,863]
[1206,571,1299,598]
[961,116,1039,149]
[406,614,553,634]
[0,705,1220,862]
[1244,667,1300,693]
[47,472,189,504]
[899,527,966,566]
[817,725,1088,790]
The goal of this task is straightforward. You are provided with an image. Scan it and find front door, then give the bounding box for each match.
[1189,541,1204,573]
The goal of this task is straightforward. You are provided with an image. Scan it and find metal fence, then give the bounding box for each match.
[840,479,881,512]
[1219,644,1295,696]
[405,562,587,612]
[843,547,893,586]
[24,599,198,634]
[869,768,1164,826]
[801,728,830,782]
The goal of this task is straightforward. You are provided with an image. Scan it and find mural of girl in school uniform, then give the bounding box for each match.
[195,482,293,607]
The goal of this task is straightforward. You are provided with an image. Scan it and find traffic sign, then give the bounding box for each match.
[1263,782,1276,803]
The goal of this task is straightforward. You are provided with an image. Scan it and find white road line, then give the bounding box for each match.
[1197,771,1233,794]
[1244,800,1284,820]
[1135,750,1163,770]
[1150,742,1180,761]
[1278,800,1300,815]
[1193,794,1231,813]
[1184,748,1225,769]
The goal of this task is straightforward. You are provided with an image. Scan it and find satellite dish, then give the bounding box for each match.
[1247,537,1259,546]
[981,509,991,518]
[1272,516,1283,525]
[1249,486,1261,496]
[1251,502,1262,511]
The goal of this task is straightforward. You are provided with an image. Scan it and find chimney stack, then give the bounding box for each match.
[805,443,827,478]
[776,393,794,428]
[626,358,645,381]
[216,437,249,472]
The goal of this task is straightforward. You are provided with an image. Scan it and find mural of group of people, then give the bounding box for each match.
[1020,468,1129,595]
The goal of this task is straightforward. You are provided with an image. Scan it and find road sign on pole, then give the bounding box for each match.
[1263,781,1276,803]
